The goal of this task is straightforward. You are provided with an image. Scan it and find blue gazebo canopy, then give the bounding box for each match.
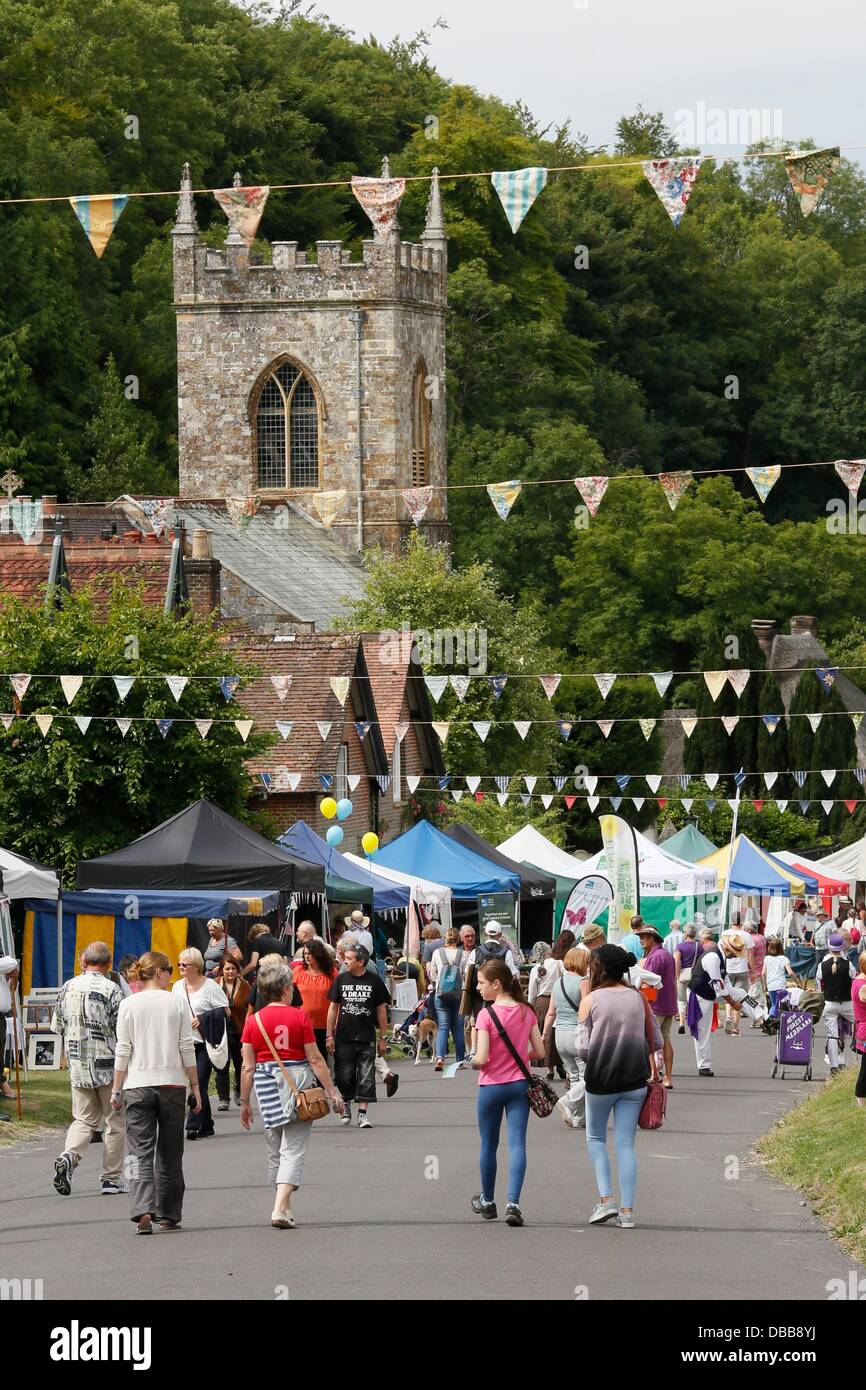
[278,821,410,911]
[373,819,520,898]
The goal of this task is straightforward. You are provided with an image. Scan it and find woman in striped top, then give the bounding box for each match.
[239,957,342,1229]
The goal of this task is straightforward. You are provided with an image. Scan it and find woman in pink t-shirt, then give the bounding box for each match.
[470,958,545,1228]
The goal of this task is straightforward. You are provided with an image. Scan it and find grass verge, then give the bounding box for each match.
[756,1069,866,1264]
[0,1071,70,1147]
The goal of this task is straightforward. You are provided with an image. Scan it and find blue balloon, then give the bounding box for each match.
[336,798,353,822]
[326,825,344,847]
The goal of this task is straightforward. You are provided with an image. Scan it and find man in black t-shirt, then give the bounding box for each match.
[326,945,390,1129]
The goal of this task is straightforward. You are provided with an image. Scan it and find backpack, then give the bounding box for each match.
[435,947,464,1000]
[475,940,507,967]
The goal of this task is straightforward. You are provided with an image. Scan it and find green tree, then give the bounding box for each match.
[66,355,174,501]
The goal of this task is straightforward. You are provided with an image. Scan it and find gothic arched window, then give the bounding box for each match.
[411,367,430,487]
[255,361,320,489]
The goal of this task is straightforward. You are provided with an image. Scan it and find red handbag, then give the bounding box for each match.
[638,997,667,1130]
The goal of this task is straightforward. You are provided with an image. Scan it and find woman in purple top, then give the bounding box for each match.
[637,925,678,1090]
[674,924,700,1036]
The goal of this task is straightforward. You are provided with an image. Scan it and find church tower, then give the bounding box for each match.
[172,163,449,553]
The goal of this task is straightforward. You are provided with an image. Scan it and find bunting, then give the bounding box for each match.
[466,776,481,793]
[351,175,406,239]
[558,721,573,740]
[330,676,351,707]
[835,459,866,494]
[73,715,91,734]
[394,722,409,743]
[574,476,609,517]
[815,667,838,692]
[784,146,841,216]
[34,714,53,737]
[541,794,553,809]
[722,716,739,736]
[406,776,421,794]
[316,722,332,741]
[524,776,537,793]
[764,772,778,789]
[762,714,781,734]
[595,673,617,700]
[354,721,371,741]
[271,675,292,701]
[597,720,614,739]
[155,719,173,739]
[491,167,548,233]
[10,674,31,700]
[69,193,128,257]
[539,674,561,700]
[220,677,239,703]
[319,775,334,793]
[652,672,673,698]
[312,490,347,529]
[486,480,522,520]
[401,486,435,527]
[473,721,492,742]
[727,669,750,696]
[704,670,727,701]
[513,721,531,740]
[347,775,361,791]
[642,158,703,226]
[212,184,270,245]
[424,676,448,703]
[639,718,656,741]
[432,721,450,743]
[115,718,132,737]
[275,721,293,740]
[746,465,781,503]
[234,720,253,742]
[8,498,42,542]
[165,676,188,701]
[489,676,508,700]
[450,675,471,702]
[195,719,212,739]
[807,713,823,732]
[60,675,83,704]
[659,471,693,510]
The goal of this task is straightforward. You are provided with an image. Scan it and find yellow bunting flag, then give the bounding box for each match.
[69,195,128,258]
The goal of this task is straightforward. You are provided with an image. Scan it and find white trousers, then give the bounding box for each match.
[823,1000,855,1068]
[692,997,715,1071]
[265,1118,313,1188]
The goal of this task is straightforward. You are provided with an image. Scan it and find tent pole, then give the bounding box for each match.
[719,780,742,930]
[56,895,63,988]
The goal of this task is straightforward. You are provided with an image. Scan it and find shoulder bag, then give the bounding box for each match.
[485,1003,557,1118]
[638,996,667,1130]
[254,1011,330,1121]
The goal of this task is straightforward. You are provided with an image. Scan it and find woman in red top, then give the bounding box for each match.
[240,956,341,1229]
[290,939,338,1057]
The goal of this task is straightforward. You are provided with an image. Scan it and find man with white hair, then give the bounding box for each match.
[51,942,126,1196]
[293,920,336,961]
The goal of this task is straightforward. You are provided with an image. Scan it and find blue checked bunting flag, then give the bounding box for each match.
[490,167,548,233]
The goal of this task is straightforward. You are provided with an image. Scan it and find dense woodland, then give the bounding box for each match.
[4,0,866,852]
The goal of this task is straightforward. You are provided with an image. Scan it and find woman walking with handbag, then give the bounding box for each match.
[578,944,662,1230]
[542,946,590,1127]
[239,957,343,1228]
[214,956,250,1109]
[171,949,230,1140]
[470,958,546,1228]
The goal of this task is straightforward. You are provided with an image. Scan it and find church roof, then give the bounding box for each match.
[174,501,366,630]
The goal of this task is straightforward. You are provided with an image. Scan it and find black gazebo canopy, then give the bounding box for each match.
[77,799,324,894]
[444,823,556,901]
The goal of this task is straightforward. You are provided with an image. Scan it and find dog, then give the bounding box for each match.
[409,1017,438,1065]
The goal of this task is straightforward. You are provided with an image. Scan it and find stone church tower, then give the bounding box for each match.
[172,164,448,553]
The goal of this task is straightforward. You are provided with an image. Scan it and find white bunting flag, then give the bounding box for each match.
[113,676,135,702]
[646,775,662,794]
[288,773,302,792]
[73,715,91,734]
[35,714,53,737]
[595,673,616,700]
[195,719,212,739]
[432,721,450,743]
[275,721,293,740]
[764,771,778,789]
[588,795,600,813]
[652,672,673,699]
[451,790,464,803]
[473,721,492,742]
[704,671,727,701]
[450,676,471,702]
[722,716,739,735]
[316,722,332,741]
[0,714,12,730]
[330,677,351,707]
[466,776,481,793]
[728,799,739,813]
[822,800,834,815]
[807,713,822,733]
[497,792,509,807]
[425,676,449,703]
[115,718,132,737]
[541,794,553,809]
[584,775,599,794]
[682,799,693,813]
[632,798,645,811]
[705,773,719,791]
[406,776,421,793]
[524,776,537,793]
[61,675,84,704]
[680,718,697,739]
[271,675,292,701]
[775,800,789,813]
[165,676,188,701]
[727,669,750,696]
[234,720,254,742]
[394,721,409,743]
[513,721,531,740]
[348,774,361,792]
[821,769,837,787]
[639,718,656,741]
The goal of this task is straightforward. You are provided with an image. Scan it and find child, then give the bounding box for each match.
[763,937,798,1017]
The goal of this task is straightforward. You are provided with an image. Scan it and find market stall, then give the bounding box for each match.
[496,824,589,931]
[660,823,719,863]
[445,822,555,942]
[580,825,719,936]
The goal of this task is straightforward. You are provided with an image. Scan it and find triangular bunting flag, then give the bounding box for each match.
[491,167,548,233]
[271,675,292,701]
[316,721,332,741]
[682,799,693,814]
[319,775,334,793]
[155,719,173,739]
[73,715,91,734]
[762,714,781,734]
[466,776,481,793]
[524,776,537,794]
[595,673,616,700]
[574,476,609,517]
[539,674,561,700]
[764,772,778,789]
[728,800,739,813]
[659,471,693,510]
[784,146,841,216]
[821,800,834,815]
[450,676,471,702]
[69,194,128,257]
[587,795,600,813]
[563,795,577,810]
[652,672,673,699]
[60,675,83,705]
[727,669,750,696]
[746,466,781,503]
[406,776,421,794]
[520,793,530,808]
[733,771,748,789]
[657,798,667,809]
[348,774,362,793]
[287,773,302,792]
[775,800,788,813]
[489,676,508,700]
[793,770,807,788]
[1,713,16,729]
[401,486,434,527]
[330,677,351,707]
[541,794,553,809]
[807,713,823,733]
[212,183,270,245]
[452,790,464,803]
[394,721,409,743]
[641,158,703,227]
[704,671,727,701]
[835,459,866,494]
[497,792,509,807]
[351,175,406,239]
[752,800,764,813]
[115,718,132,737]
[10,674,31,700]
[639,718,656,741]
[439,776,452,792]
[852,712,864,732]
[473,721,492,742]
[646,775,662,793]
[584,776,598,794]
[856,769,866,786]
[722,716,739,735]
[845,799,858,814]
[195,719,212,739]
[821,769,837,787]
[610,797,622,811]
[799,800,811,813]
[513,721,531,740]
[632,798,645,812]
[165,676,188,701]
[597,720,614,738]
[234,720,253,742]
[355,721,372,741]
[275,721,293,740]
[558,721,573,740]
[486,480,522,520]
[615,774,631,792]
[424,676,448,703]
[553,776,568,792]
[705,800,716,813]
[432,721,450,743]
[220,677,239,703]
[495,776,510,793]
[705,773,719,791]
[34,714,53,737]
[680,718,697,739]
[815,667,838,692]
[377,775,391,794]
[312,490,347,529]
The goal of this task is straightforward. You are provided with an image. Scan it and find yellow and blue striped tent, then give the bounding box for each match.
[698,835,809,896]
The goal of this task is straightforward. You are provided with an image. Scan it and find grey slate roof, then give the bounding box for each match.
[174,501,366,629]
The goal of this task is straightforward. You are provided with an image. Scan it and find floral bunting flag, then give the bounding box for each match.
[69,194,128,257]
[680,717,697,738]
[646,775,662,794]
[351,175,406,239]
[851,712,864,732]
[10,674,31,700]
[490,167,548,233]
[513,721,531,740]
[489,676,508,700]
[486,480,522,520]
[704,670,727,701]
[330,677,351,707]
[764,771,778,789]
[406,776,421,793]
[807,713,823,732]
[234,720,253,742]
[220,677,239,703]
[450,676,471,702]
[115,718,132,737]
[835,459,866,494]
[347,774,361,792]
[784,147,841,216]
[641,158,703,227]
[473,721,492,742]
[165,676,188,702]
[401,487,435,527]
[34,714,53,737]
[659,471,693,511]
[762,714,781,734]
[558,721,573,740]
[424,676,448,703]
[155,719,173,739]
[652,672,673,699]
[639,718,656,741]
[226,495,262,530]
[112,676,134,702]
[705,773,719,790]
[466,776,481,793]
[354,721,371,741]
[394,722,409,743]
[727,669,750,696]
[595,673,616,700]
[574,476,609,517]
[195,719,213,739]
[271,675,292,701]
[312,490,347,529]
[60,675,84,704]
[746,466,781,503]
[722,716,739,736]
[432,721,450,743]
[597,720,614,738]
[73,716,91,734]
[539,674,561,700]
[316,721,332,741]
[815,667,838,692]
[541,793,553,809]
[212,184,270,245]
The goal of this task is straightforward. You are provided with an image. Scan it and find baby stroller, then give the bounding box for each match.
[770,995,822,1080]
[389,987,436,1059]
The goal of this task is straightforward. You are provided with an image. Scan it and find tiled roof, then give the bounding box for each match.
[0,536,172,609]
[174,501,366,629]
[360,632,445,775]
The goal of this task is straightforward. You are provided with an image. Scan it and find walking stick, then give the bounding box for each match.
[10,988,22,1120]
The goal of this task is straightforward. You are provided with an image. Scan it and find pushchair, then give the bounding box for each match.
[770,995,822,1080]
[389,987,436,1059]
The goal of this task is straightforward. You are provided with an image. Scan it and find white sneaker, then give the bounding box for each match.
[589,1199,618,1225]
[358,1112,372,1130]
[555,1098,576,1128]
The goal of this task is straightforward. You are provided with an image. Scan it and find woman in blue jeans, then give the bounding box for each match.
[429,927,466,1072]
[577,944,661,1230]
[470,959,545,1228]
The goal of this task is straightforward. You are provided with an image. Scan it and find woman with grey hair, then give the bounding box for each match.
[239,955,342,1228]
[172,948,229,1140]
[674,923,700,1035]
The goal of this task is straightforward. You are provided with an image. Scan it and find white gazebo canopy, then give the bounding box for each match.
[497,824,589,882]
[581,825,717,896]
[817,837,866,888]
[0,846,59,900]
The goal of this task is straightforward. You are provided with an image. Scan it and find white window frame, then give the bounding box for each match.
[335,743,348,803]
[392,738,403,803]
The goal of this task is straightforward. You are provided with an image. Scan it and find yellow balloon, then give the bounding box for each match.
[361,831,379,855]
[320,797,338,820]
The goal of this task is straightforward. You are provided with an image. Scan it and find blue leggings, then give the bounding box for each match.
[476,1081,530,1205]
[584,1088,645,1210]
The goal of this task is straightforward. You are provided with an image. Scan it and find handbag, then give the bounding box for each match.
[184,983,229,1070]
[254,1011,330,1121]
[638,997,667,1131]
[485,1003,557,1118]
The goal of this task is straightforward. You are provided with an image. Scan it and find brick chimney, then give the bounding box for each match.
[186,530,220,617]
[751,619,777,664]
[790,615,818,639]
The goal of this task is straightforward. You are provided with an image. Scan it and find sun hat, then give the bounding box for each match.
[827,934,845,951]
[349,909,371,929]
[636,923,663,940]
[581,924,605,947]
[484,921,503,937]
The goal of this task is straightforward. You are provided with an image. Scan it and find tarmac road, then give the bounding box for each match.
[1,1026,862,1301]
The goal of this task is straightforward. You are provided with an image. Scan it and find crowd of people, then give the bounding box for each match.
[3,896,864,1233]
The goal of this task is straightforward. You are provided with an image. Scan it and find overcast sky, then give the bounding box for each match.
[310,0,861,157]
